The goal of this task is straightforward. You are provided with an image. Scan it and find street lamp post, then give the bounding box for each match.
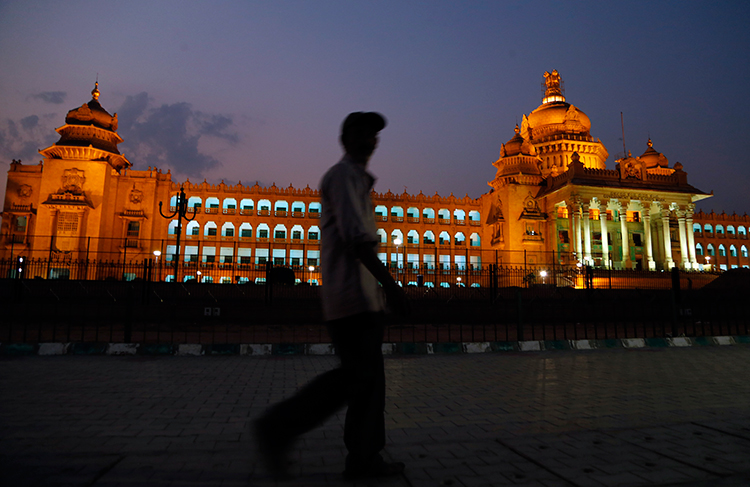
[393,238,402,285]
[153,250,161,282]
[159,186,196,284]
[308,265,315,285]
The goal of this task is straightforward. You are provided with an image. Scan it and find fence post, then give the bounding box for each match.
[670,266,681,336]
[124,284,133,343]
[265,260,273,306]
[516,287,524,341]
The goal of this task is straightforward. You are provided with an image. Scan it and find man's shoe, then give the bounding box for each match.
[253,417,293,480]
[343,456,405,480]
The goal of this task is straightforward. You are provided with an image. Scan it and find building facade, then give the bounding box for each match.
[2,72,745,283]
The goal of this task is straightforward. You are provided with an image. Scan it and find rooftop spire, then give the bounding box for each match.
[542,69,565,104]
[91,80,100,101]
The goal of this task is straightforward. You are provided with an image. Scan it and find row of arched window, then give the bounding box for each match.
[377,229,481,247]
[374,206,481,221]
[169,221,320,240]
[171,196,322,213]
[693,223,748,236]
[167,220,483,247]
[696,243,749,258]
[170,196,483,222]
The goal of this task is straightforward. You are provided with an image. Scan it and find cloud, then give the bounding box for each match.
[0,92,238,180]
[0,115,57,163]
[29,91,67,104]
[116,93,239,179]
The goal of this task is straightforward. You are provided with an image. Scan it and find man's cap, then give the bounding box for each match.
[341,112,387,138]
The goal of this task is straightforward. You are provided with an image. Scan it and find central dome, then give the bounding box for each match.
[524,70,591,140]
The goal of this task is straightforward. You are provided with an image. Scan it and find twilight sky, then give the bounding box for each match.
[1,1,748,215]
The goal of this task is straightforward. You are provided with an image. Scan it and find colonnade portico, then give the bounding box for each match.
[561,196,700,270]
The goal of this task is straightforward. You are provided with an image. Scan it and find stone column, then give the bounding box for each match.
[661,205,674,269]
[582,203,592,265]
[618,204,631,270]
[599,202,609,268]
[686,204,698,269]
[571,200,583,263]
[677,209,690,269]
[643,208,655,270]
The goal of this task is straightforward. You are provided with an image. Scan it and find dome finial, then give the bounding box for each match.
[542,69,565,104]
[514,123,520,135]
[91,79,100,101]
[647,137,653,148]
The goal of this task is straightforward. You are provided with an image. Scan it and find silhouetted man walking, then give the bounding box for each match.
[255,112,408,480]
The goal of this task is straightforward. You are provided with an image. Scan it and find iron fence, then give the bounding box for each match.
[1,265,744,346]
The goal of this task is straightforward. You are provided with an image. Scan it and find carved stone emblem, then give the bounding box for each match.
[17,184,32,198]
[129,187,143,205]
[61,168,86,194]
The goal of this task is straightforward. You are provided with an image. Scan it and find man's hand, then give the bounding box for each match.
[353,243,411,317]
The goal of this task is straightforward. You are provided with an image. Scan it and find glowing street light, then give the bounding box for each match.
[540,269,547,284]
[308,265,315,285]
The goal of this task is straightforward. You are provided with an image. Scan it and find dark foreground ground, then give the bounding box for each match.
[1,347,750,486]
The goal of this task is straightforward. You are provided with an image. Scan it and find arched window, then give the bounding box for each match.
[307,225,320,240]
[469,210,481,221]
[739,226,747,237]
[186,221,200,236]
[742,245,748,258]
[438,209,450,220]
[205,197,220,210]
[274,200,288,215]
[308,202,322,214]
[719,244,726,257]
[239,223,252,238]
[257,223,270,239]
[692,223,702,233]
[291,225,304,240]
[376,229,387,243]
[453,209,466,221]
[439,231,450,245]
[222,198,237,211]
[375,205,388,218]
[390,206,404,218]
[423,231,435,244]
[716,225,725,235]
[240,198,254,210]
[291,201,306,214]
[695,243,703,256]
[707,244,715,256]
[204,221,218,237]
[728,225,736,236]
[221,222,235,237]
[470,233,481,247]
[391,229,404,243]
[407,230,419,244]
[423,208,436,219]
[704,224,713,234]
[406,207,419,221]
[169,220,179,235]
[187,196,202,210]
[258,199,272,215]
[730,245,737,257]
[273,224,287,240]
[454,232,466,244]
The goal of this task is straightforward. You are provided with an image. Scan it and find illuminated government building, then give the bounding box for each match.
[2,71,749,283]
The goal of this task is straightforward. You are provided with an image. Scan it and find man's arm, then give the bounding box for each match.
[353,242,410,316]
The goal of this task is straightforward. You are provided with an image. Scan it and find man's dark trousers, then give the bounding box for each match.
[260,312,386,467]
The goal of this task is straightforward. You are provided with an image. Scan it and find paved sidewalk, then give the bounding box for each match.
[1,347,750,486]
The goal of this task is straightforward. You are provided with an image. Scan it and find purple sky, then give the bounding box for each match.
[1,1,748,215]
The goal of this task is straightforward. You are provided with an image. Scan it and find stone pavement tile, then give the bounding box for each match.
[611,423,750,476]
[499,430,711,487]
